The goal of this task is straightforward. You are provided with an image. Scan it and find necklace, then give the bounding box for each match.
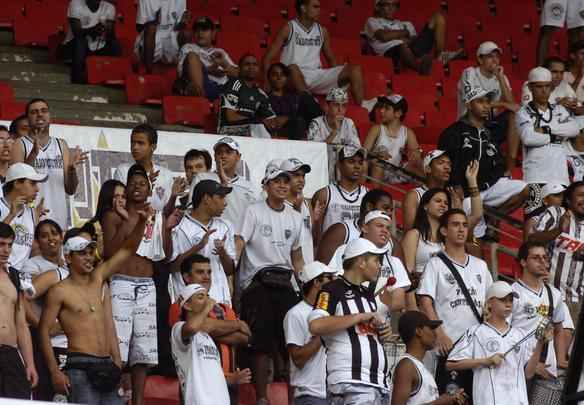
[335,183,361,203]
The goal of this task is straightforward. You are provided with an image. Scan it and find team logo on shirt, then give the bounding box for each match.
[316,292,330,311]
[476,274,482,283]
[550,3,564,20]
[462,138,472,149]
[155,186,165,201]
[357,321,376,336]
[536,304,549,317]
[485,339,500,352]
[444,273,456,285]
[285,229,292,239]
[345,290,354,299]
[260,224,272,237]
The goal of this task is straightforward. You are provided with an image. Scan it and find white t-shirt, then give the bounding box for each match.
[516,102,581,184]
[417,253,493,342]
[564,71,584,103]
[64,0,116,51]
[171,321,229,405]
[307,116,361,181]
[521,80,578,105]
[114,163,175,212]
[0,198,35,270]
[177,43,235,85]
[283,300,327,399]
[448,323,531,405]
[364,17,416,56]
[511,280,566,376]
[285,199,314,264]
[237,200,303,290]
[457,66,511,117]
[170,214,235,304]
[136,0,185,32]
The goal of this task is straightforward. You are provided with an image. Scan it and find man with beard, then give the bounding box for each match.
[12,99,88,228]
[236,163,304,405]
[39,212,149,404]
[102,164,170,405]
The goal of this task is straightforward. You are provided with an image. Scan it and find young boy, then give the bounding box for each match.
[447,281,550,405]
[171,283,230,405]
[175,17,238,100]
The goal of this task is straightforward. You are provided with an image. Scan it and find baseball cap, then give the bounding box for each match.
[5,162,48,184]
[542,183,566,199]
[127,163,150,184]
[194,16,214,30]
[463,86,494,104]
[423,149,447,172]
[213,136,240,153]
[192,179,232,206]
[338,144,367,160]
[528,66,552,83]
[342,237,387,261]
[364,210,392,225]
[477,41,502,57]
[178,283,207,308]
[63,236,97,255]
[281,158,311,174]
[486,281,519,300]
[262,164,290,185]
[398,311,443,343]
[298,261,337,283]
[326,87,348,103]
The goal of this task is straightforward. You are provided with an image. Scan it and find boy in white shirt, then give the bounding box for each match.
[284,262,336,405]
[171,283,230,405]
[64,0,120,84]
[176,17,238,100]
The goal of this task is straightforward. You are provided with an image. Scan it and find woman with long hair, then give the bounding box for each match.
[91,179,127,226]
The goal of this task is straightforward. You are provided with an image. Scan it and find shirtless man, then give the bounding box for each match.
[38,211,149,404]
[102,164,170,405]
[0,222,38,399]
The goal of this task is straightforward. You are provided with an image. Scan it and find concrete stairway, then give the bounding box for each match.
[0,33,201,132]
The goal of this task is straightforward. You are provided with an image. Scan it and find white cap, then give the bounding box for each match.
[542,183,566,199]
[528,66,552,83]
[5,162,48,184]
[342,237,387,261]
[486,281,519,300]
[281,158,311,174]
[339,144,367,160]
[298,261,336,283]
[213,136,240,153]
[423,149,447,172]
[463,86,494,104]
[262,164,290,184]
[364,210,392,225]
[477,41,502,57]
[63,236,97,255]
[326,87,348,103]
[178,283,207,308]
[387,94,404,104]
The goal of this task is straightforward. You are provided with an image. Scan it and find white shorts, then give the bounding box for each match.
[541,0,584,29]
[301,65,345,95]
[463,177,527,237]
[134,29,180,64]
[110,275,158,367]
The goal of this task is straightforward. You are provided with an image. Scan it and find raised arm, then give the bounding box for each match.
[262,24,290,83]
[101,209,126,259]
[60,140,87,196]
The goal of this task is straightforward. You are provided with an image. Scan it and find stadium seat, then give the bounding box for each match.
[366,72,389,99]
[14,0,67,46]
[220,15,267,37]
[329,38,362,64]
[357,121,373,144]
[351,55,393,76]
[0,83,15,101]
[126,74,172,105]
[413,127,441,145]
[217,32,264,64]
[0,101,26,120]
[163,96,212,126]
[0,0,24,28]
[86,56,132,85]
[346,105,370,128]
[142,375,180,405]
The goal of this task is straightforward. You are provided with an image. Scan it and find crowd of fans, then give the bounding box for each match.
[3,0,584,404]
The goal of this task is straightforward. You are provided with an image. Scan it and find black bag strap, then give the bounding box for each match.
[540,283,555,362]
[437,252,483,323]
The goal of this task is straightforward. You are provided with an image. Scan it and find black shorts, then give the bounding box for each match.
[384,24,435,62]
[0,344,31,399]
[240,272,300,355]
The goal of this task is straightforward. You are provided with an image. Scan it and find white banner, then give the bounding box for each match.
[0,122,328,226]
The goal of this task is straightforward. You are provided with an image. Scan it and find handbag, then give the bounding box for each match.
[255,267,294,289]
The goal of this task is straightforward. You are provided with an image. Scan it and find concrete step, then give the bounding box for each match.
[10,81,127,104]
[0,46,49,63]
[0,62,69,84]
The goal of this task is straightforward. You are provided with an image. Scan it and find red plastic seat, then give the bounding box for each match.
[413,127,441,145]
[14,0,67,46]
[0,101,26,120]
[220,15,267,36]
[142,375,179,405]
[126,74,172,105]
[87,56,132,85]
[329,38,361,64]
[0,0,24,28]
[163,96,212,126]
[0,83,15,101]
[351,55,393,76]
[346,105,370,128]
[366,72,389,99]
[217,32,263,65]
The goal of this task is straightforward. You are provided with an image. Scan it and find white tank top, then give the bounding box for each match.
[373,125,408,183]
[322,183,367,235]
[0,198,35,270]
[280,19,323,70]
[136,211,166,262]
[415,236,442,274]
[414,185,428,203]
[397,353,439,405]
[342,218,361,244]
[21,136,68,228]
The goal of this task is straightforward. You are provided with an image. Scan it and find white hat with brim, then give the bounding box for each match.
[63,236,97,255]
[542,183,566,199]
[213,136,240,153]
[477,41,502,57]
[342,237,387,261]
[262,166,291,185]
[299,261,337,283]
[281,158,311,174]
[178,283,207,308]
[5,162,48,184]
[528,66,552,83]
[463,86,495,104]
[423,149,447,172]
[326,87,348,103]
[364,210,392,225]
[339,144,367,160]
[486,281,519,300]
